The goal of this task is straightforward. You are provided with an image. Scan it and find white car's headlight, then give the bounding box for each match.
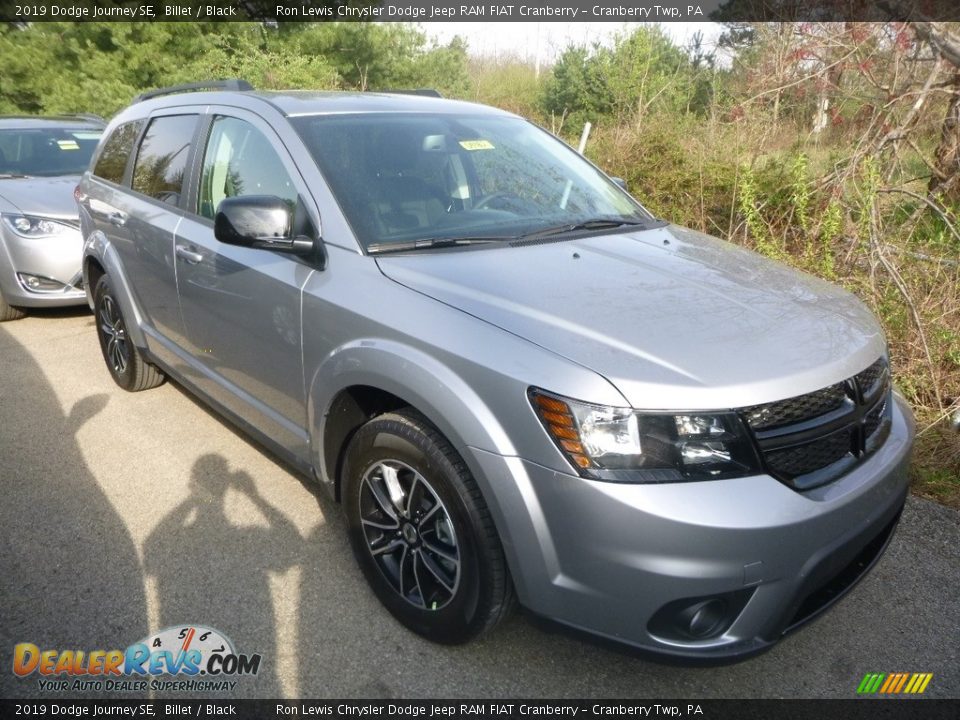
[2,214,74,238]
[529,388,762,482]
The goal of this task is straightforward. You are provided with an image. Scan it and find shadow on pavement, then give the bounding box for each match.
[0,324,148,698]
[143,454,301,698]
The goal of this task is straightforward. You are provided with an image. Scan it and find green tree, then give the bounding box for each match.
[292,23,468,95]
[540,45,611,130]
[539,26,707,131]
[0,21,466,118]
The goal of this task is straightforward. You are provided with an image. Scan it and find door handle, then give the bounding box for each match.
[175,245,204,264]
[107,211,127,227]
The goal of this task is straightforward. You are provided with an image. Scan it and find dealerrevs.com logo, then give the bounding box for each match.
[12,625,262,693]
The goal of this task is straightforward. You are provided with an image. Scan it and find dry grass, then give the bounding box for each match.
[458,50,960,507]
[585,113,960,507]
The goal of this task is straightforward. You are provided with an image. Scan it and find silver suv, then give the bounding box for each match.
[0,115,104,320]
[77,83,914,661]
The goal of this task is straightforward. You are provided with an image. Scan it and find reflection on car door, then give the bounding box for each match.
[95,114,198,358]
[174,111,315,460]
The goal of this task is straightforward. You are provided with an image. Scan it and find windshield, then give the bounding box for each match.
[0,127,102,177]
[292,113,651,251]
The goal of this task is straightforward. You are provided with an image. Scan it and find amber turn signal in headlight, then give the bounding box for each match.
[529,388,762,483]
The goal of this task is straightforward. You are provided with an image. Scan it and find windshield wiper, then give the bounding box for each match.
[0,173,31,179]
[367,236,511,255]
[517,217,659,241]
[367,219,663,254]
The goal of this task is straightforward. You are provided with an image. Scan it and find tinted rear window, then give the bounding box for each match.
[131,114,198,205]
[92,120,144,184]
[0,127,102,177]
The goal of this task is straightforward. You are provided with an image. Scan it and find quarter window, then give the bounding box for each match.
[198,116,297,220]
[92,121,142,184]
[131,115,198,205]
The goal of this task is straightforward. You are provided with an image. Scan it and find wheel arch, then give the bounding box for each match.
[320,384,409,502]
[308,339,519,505]
[82,237,148,349]
[83,256,106,311]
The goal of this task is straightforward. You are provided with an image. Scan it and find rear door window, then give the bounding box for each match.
[131,114,199,205]
[92,120,143,184]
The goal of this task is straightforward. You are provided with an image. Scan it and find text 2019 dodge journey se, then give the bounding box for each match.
[77,82,914,661]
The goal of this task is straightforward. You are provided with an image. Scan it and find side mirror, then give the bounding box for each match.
[611,177,628,192]
[214,195,315,255]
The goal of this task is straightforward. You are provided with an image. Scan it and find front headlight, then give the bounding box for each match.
[529,388,762,482]
[1,214,74,238]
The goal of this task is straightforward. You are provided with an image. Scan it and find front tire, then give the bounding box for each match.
[94,275,164,392]
[0,291,26,321]
[342,409,514,643]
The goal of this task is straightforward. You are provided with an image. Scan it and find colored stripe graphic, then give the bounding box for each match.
[912,673,933,694]
[857,673,885,694]
[879,674,898,693]
[857,672,932,694]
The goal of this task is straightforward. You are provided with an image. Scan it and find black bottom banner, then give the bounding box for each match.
[0,699,957,720]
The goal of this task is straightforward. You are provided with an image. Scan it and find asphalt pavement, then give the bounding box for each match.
[1,308,957,699]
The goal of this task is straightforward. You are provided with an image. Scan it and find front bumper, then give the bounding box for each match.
[470,393,914,661]
[0,226,86,308]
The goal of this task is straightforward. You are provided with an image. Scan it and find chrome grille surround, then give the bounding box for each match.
[741,358,893,490]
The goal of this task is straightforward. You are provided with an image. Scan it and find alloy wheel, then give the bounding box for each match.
[358,459,460,610]
[98,294,129,375]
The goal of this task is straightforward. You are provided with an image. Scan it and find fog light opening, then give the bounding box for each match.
[16,273,67,293]
[681,599,728,639]
[647,588,754,643]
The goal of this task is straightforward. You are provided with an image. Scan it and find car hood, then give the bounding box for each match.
[376,225,887,410]
[0,175,81,219]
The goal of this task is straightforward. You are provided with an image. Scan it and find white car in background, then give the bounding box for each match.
[0,115,104,320]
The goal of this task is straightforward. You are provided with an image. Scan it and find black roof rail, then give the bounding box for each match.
[133,79,254,104]
[0,113,105,124]
[70,113,106,124]
[381,88,443,98]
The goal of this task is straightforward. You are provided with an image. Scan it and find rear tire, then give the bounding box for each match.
[94,275,164,392]
[0,292,26,322]
[342,408,514,643]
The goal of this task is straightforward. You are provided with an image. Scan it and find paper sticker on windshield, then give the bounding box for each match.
[56,140,80,150]
[459,140,494,151]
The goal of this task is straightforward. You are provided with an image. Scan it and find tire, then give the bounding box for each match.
[94,274,164,392]
[0,291,26,322]
[342,408,514,643]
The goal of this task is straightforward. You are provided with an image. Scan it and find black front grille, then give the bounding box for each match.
[856,357,888,396]
[742,357,892,490]
[742,383,846,430]
[765,429,853,477]
[864,396,887,438]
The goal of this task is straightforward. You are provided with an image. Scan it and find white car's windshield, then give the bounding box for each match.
[293,113,652,251]
[0,127,102,177]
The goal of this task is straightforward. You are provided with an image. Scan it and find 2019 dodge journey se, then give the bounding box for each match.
[77,81,914,661]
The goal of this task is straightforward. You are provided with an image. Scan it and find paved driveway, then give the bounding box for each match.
[1,309,957,699]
